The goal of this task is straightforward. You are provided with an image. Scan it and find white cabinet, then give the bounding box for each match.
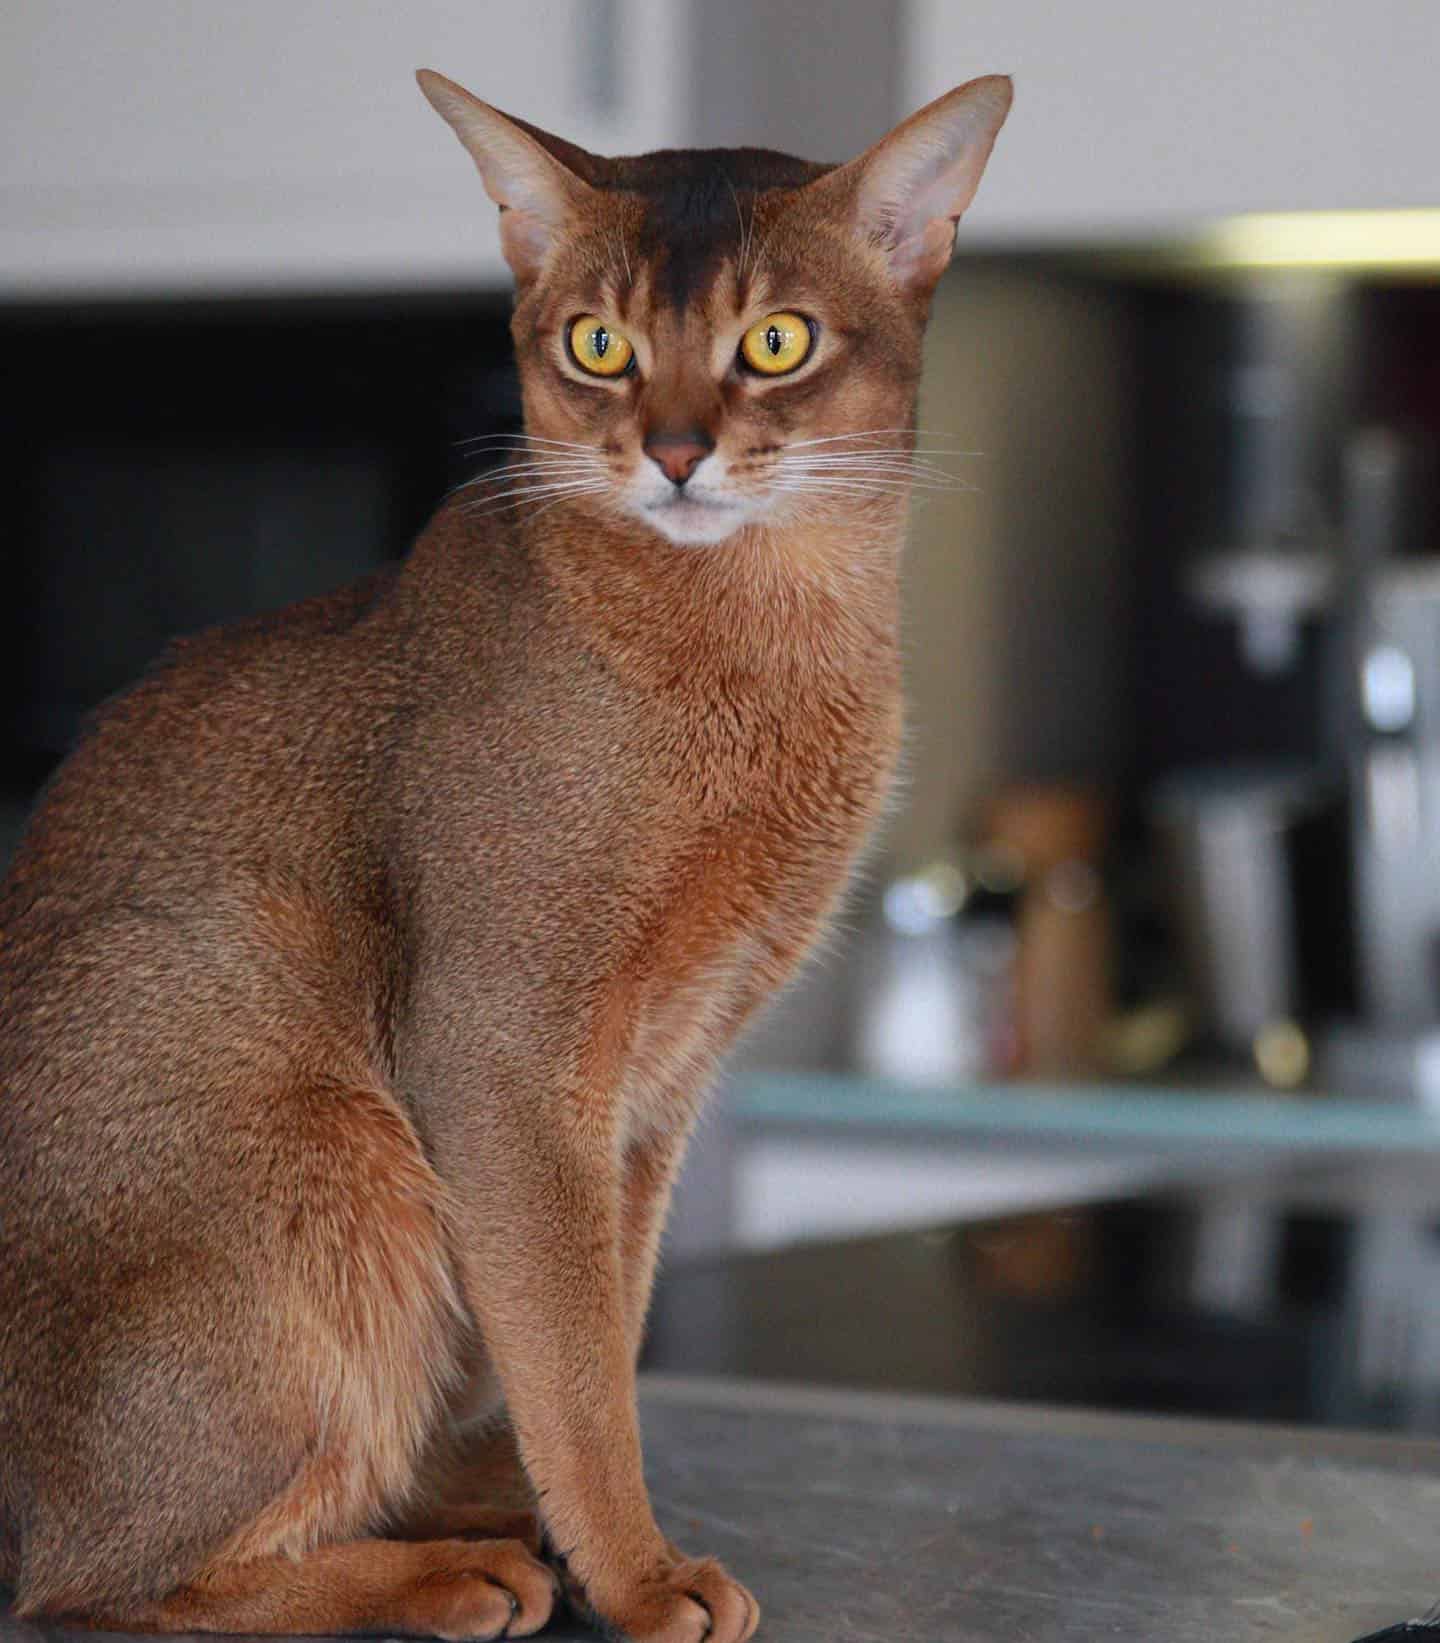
[0,0,691,296]
[907,0,1440,242]
[14,3,1432,292]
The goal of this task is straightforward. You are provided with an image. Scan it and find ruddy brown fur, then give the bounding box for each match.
[0,66,1010,1642]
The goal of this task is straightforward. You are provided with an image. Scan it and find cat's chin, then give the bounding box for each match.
[634,496,755,549]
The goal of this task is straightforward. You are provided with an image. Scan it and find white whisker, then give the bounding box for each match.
[777,457,969,487]
[465,480,611,518]
[450,458,607,503]
[455,434,603,453]
[782,428,979,453]
[608,228,633,288]
[726,178,753,281]
[465,490,597,513]
[746,214,781,285]
[464,461,607,482]
[528,488,615,526]
[799,474,971,489]
[469,454,606,469]
[780,455,961,472]
[781,478,960,493]
[468,475,608,497]
[774,475,971,497]
[775,480,914,496]
[781,448,974,462]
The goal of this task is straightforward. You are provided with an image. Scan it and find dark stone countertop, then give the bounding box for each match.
[6,1375,1439,1643]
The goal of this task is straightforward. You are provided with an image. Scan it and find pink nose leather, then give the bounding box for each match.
[644,433,712,487]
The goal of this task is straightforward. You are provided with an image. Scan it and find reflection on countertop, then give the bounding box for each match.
[648,1175,1440,1436]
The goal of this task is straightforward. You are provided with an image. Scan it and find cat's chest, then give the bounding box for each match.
[672,644,900,830]
[612,669,901,1135]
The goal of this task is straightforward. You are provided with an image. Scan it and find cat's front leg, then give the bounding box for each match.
[620,1123,694,1366]
[435,1091,759,1643]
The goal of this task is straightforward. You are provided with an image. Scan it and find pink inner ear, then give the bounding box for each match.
[418,70,591,284]
[498,205,565,284]
[850,78,1012,289]
[888,216,960,289]
[866,126,997,249]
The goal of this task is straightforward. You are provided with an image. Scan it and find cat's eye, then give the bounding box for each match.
[567,315,635,378]
[739,312,813,376]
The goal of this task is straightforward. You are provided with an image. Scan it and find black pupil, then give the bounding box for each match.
[766,324,782,355]
[592,327,609,358]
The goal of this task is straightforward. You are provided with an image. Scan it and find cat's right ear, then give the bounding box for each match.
[417,70,590,284]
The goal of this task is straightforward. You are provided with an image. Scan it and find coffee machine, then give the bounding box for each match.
[1175,279,1440,1098]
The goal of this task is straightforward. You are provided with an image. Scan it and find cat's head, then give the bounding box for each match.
[419,70,1011,548]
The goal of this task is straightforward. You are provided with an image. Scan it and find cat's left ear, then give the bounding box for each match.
[417,69,593,284]
[827,76,1013,296]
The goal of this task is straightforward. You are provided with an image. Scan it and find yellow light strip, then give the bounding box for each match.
[1198,209,1440,271]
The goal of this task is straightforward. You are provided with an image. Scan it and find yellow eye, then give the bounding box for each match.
[739,311,813,376]
[568,315,634,377]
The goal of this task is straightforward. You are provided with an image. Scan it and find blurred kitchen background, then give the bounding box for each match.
[8,2,1440,1436]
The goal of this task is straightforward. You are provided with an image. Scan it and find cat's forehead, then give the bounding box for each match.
[585,147,835,312]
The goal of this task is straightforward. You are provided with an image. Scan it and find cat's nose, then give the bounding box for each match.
[644,430,714,488]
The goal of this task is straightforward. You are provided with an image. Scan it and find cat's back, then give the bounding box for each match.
[0,512,548,1059]
[0,562,436,1136]
[3,565,411,916]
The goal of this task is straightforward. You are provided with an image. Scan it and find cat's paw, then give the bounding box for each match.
[586,1555,760,1643]
[401,1538,559,1640]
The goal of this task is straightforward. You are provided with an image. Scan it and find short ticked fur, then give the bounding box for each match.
[0,66,1010,1643]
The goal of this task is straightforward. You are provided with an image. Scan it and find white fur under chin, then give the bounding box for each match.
[635,495,762,548]
[623,454,767,547]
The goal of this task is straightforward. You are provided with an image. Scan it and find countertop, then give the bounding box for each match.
[5,1375,1438,1643]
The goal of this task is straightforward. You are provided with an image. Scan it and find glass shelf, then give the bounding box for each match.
[731,1071,1440,1155]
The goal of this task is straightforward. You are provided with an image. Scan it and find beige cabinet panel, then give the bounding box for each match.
[1,0,690,295]
[907,0,1440,240]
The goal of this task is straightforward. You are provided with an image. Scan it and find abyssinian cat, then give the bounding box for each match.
[0,65,1010,1643]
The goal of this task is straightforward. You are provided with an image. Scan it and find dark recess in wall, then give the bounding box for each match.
[1,291,518,772]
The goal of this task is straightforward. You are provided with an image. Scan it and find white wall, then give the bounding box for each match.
[907,0,1440,241]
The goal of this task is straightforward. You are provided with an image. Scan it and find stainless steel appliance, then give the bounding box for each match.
[1151,764,1334,1052]
[1342,431,1440,1027]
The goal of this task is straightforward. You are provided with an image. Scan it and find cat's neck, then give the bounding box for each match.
[525,501,905,692]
